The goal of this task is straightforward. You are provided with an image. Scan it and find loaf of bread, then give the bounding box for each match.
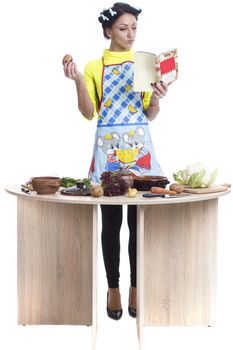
[62,54,73,65]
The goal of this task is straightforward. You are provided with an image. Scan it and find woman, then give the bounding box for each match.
[63,2,168,320]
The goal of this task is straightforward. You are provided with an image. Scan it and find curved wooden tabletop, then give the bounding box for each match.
[5,185,231,206]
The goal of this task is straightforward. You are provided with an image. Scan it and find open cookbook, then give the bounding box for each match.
[133,48,178,92]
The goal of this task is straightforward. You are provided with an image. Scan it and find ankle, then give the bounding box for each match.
[129,286,137,308]
[108,287,122,310]
[108,287,120,293]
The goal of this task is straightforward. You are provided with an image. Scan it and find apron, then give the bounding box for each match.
[89,61,163,183]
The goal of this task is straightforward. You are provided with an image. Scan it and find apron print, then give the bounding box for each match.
[97,127,151,175]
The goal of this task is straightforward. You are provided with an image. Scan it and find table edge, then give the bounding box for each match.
[4,185,231,205]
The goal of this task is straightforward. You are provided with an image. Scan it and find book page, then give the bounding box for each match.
[133,51,157,92]
[133,49,178,92]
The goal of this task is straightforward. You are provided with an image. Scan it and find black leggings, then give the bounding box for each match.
[100,205,137,288]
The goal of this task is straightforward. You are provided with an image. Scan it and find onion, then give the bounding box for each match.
[90,185,104,197]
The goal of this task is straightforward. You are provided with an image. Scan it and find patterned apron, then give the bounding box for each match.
[89,61,163,183]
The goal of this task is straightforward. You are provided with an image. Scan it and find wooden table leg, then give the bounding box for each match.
[137,199,218,346]
[137,205,145,350]
[92,204,98,350]
[17,197,96,328]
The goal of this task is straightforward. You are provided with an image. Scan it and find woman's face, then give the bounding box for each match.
[106,13,138,51]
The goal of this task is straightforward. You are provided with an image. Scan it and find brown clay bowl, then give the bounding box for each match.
[133,176,169,191]
[32,176,61,195]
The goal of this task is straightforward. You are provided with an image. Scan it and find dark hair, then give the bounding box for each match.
[98,3,142,39]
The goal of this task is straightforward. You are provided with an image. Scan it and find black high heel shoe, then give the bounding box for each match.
[128,287,137,318]
[128,306,136,318]
[107,292,123,320]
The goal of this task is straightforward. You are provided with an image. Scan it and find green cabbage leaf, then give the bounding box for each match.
[173,163,218,188]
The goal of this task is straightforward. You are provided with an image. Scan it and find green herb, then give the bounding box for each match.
[61,177,91,188]
[81,178,92,188]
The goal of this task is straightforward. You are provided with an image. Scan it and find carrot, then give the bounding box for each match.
[150,186,177,195]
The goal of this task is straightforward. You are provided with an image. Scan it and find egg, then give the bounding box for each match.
[62,54,73,65]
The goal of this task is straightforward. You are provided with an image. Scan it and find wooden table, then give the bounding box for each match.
[5,185,230,349]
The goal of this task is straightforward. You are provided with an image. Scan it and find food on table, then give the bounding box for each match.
[128,188,138,198]
[100,171,129,196]
[90,185,104,197]
[62,54,73,65]
[60,177,91,188]
[150,186,177,195]
[22,182,34,191]
[169,183,184,193]
[61,177,77,188]
[173,162,218,188]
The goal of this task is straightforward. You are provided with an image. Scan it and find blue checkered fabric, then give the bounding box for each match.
[97,62,146,127]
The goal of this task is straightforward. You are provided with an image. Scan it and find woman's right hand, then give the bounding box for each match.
[63,61,83,83]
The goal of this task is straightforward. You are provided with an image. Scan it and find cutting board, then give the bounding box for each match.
[183,184,229,194]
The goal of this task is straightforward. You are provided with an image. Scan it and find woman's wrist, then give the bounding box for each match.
[149,97,159,107]
[74,74,84,87]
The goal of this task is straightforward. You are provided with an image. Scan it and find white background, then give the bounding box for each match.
[0,0,233,349]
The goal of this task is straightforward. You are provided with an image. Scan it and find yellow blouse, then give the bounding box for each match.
[84,49,152,118]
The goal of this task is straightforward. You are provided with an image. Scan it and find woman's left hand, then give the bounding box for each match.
[150,81,168,104]
[146,81,168,120]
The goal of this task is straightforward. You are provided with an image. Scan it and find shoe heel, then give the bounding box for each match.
[107,292,123,320]
[128,287,137,318]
